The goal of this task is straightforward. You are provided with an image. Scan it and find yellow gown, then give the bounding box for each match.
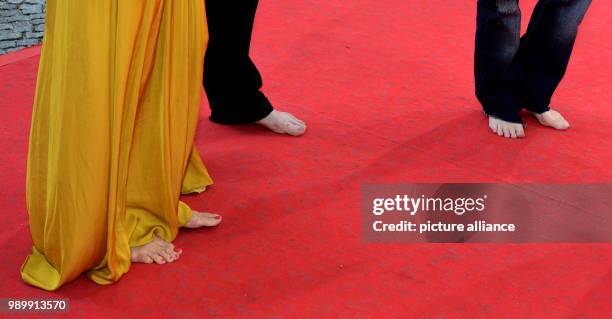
[20,0,212,291]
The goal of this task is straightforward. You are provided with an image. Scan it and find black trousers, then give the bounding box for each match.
[204,0,274,124]
[474,0,591,123]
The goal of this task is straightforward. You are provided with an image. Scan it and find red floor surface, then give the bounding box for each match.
[1,1,610,318]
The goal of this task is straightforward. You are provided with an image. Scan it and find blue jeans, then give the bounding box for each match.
[475,0,591,123]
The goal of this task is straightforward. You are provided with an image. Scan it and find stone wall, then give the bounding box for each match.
[0,0,45,55]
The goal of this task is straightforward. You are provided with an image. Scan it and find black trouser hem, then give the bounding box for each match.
[482,108,524,124]
[208,96,274,125]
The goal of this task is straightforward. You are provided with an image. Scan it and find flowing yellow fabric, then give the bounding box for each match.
[21,0,212,291]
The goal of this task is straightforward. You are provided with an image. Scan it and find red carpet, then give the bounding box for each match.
[0,1,610,318]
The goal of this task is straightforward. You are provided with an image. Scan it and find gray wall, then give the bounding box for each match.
[0,0,45,55]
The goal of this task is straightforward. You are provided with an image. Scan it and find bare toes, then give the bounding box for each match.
[496,125,503,136]
[534,110,570,130]
[185,211,222,228]
[502,126,511,138]
[489,118,497,132]
[160,250,175,263]
[166,247,180,260]
[199,214,222,227]
[510,127,518,139]
[152,254,165,264]
[288,114,305,125]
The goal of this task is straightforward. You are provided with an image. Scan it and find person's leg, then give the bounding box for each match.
[21,0,116,290]
[203,0,273,124]
[475,0,525,138]
[123,0,221,267]
[516,0,592,129]
[203,0,306,136]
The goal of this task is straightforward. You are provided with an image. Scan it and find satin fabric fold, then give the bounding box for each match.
[21,0,212,291]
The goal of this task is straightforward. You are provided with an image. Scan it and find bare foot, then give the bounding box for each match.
[184,211,222,229]
[488,117,525,139]
[532,110,570,130]
[257,110,306,136]
[131,236,181,264]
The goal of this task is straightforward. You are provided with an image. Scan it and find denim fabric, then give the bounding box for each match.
[475,0,591,123]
